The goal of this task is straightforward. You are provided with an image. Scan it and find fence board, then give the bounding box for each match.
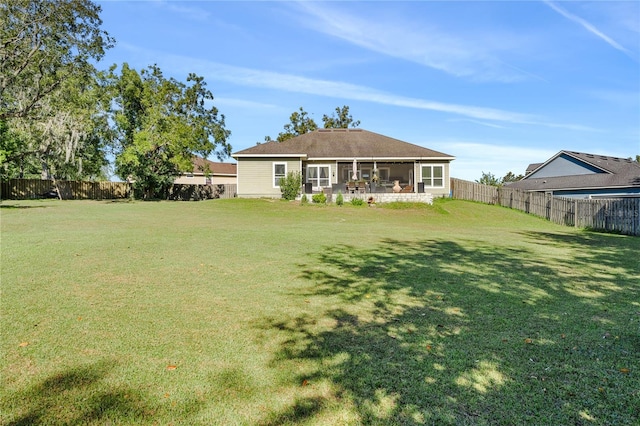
[450,178,639,236]
[1,179,237,201]
[1,179,132,200]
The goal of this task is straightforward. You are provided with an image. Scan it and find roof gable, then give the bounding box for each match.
[526,152,608,179]
[511,150,640,191]
[191,157,237,176]
[233,129,455,160]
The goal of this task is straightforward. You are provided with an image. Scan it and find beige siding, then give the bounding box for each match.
[237,157,302,198]
[174,175,206,185]
[174,174,237,185]
[213,176,237,185]
[418,162,451,197]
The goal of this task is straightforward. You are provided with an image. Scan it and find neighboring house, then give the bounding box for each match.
[174,156,237,185]
[232,128,455,198]
[508,150,640,199]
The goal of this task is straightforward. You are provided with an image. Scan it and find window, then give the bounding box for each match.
[421,165,444,187]
[377,167,390,182]
[307,165,330,189]
[273,163,287,187]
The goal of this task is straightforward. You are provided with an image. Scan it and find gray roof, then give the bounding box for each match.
[233,129,455,160]
[525,162,543,174]
[191,157,236,176]
[509,150,640,191]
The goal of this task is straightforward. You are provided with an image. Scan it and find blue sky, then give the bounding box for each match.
[97,1,639,181]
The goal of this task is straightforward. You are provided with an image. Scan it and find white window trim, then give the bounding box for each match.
[307,164,331,190]
[421,164,445,188]
[273,162,287,188]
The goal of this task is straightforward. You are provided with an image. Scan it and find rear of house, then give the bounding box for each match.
[232,129,455,199]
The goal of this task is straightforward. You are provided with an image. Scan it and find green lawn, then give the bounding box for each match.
[1,198,638,425]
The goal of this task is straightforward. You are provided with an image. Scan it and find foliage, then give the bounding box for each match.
[279,171,302,200]
[0,0,114,181]
[265,105,361,142]
[476,170,524,187]
[350,197,365,206]
[336,190,344,206]
[300,194,308,205]
[322,105,360,129]
[476,171,501,186]
[270,107,318,142]
[109,63,231,199]
[501,171,524,183]
[0,0,114,121]
[312,192,326,204]
[0,120,35,179]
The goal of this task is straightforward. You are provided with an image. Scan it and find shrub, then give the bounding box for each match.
[300,194,308,205]
[280,171,302,201]
[312,192,326,204]
[336,191,344,206]
[350,197,365,206]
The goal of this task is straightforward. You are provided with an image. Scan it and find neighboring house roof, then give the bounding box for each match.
[232,128,455,160]
[191,157,237,176]
[508,150,640,192]
[525,162,543,175]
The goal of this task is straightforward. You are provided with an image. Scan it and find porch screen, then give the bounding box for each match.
[308,166,330,188]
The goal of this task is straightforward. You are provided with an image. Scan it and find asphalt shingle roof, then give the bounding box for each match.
[510,150,640,191]
[232,129,455,160]
[192,157,237,175]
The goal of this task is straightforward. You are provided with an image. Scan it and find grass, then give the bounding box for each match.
[1,198,638,425]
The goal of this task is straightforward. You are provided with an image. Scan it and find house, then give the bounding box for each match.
[174,156,237,185]
[507,150,640,199]
[232,128,455,199]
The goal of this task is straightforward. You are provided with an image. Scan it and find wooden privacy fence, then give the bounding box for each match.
[451,178,640,236]
[1,178,131,200]
[1,179,237,201]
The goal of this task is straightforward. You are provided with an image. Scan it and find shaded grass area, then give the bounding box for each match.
[1,198,638,425]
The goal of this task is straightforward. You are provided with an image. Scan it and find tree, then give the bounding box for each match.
[109,64,231,199]
[476,171,501,186]
[265,106,361,142]
[2,72,112,184]
[273,107,318,142]
[1,0,114,192]
[0,0,114,120]
[501,171,524,183]
[322,105,360,129]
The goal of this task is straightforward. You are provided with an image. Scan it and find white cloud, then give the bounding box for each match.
[115,45,597,133]
[291,2,538,82]
[544,1,635,59]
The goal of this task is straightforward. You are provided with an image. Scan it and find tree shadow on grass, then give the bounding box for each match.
[256,235,639,425]
[5,361,157,425]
